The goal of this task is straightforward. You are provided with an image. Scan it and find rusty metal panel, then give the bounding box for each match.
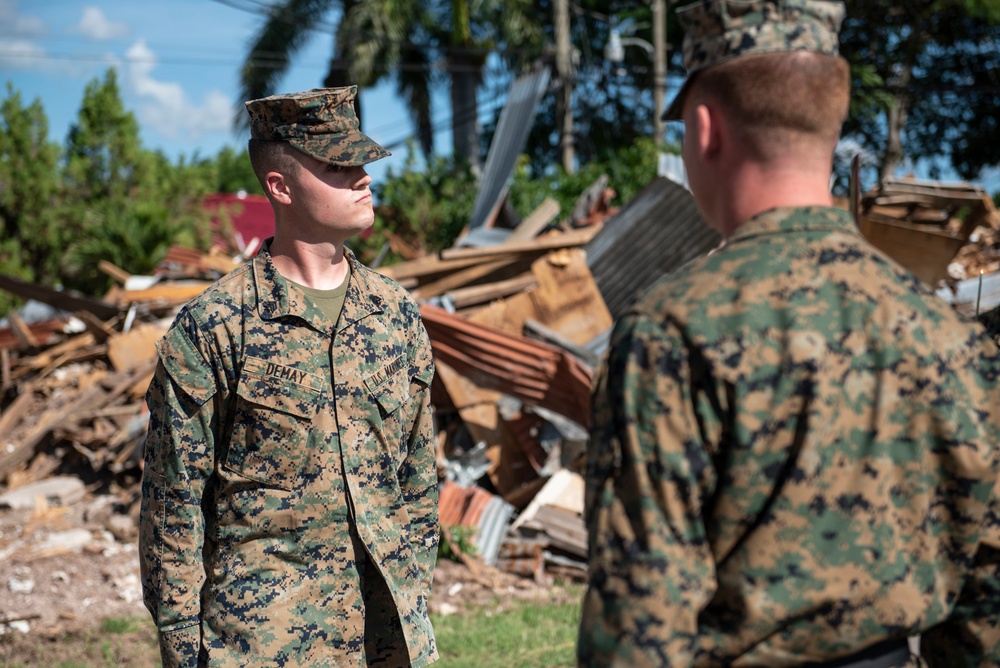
[420,303,593,423]
[586,177,721,320]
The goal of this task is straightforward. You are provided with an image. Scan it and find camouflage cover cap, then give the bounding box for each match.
[245,86,390,166]
[661,0,845,121]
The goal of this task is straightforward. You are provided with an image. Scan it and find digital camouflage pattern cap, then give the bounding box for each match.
[661,0,845,121]
[245,86,390,166]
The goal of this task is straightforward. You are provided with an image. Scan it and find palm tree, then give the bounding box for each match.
[341,0,543,171]
[236,0,360,127]
[236,0,543,171]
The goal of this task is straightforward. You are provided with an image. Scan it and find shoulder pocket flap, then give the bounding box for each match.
[413,360,434,388]
[155,331,215,406]
[238,358,322,419]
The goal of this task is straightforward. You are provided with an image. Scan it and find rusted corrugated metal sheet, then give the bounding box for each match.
[419,303,592,424]
[437,479,514,566]
[586,177,721,320]
[0,319,66,350]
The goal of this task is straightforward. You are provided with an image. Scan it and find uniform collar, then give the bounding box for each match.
[252,239,386,330]
[727,206,858,245]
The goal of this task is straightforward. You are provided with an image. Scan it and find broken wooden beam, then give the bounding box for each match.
[7,311,39,349]
[504,198,560,245]
[0,272,119,320]
[439,225,600,261]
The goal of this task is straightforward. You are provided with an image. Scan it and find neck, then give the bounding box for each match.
[268,233,350,290]
[714,159,834,238]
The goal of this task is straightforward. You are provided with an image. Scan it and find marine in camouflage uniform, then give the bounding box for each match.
[578,2,1000,667]
[139,87,439,667]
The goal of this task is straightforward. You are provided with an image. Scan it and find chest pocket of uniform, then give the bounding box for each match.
[365,360,411,452]
[226,357,323,491]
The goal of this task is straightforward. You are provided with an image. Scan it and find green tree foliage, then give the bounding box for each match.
[840,1,1000,184]
[237,0,543,168]
[0,83,61,315]
[340,0,543,167]
[62,202,183,287]
[355,136,664,266]
[209,145,263,195]
[0,73,253,317]
[64,69,147,204]
[57,70,214,296]
[507,137,665,220]
[354,148,479,265]
[500,1,685,175]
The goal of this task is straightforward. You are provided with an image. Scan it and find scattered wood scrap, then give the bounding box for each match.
[860,176,999,287]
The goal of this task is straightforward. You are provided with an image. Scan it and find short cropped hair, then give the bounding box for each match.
[247,138,301,197]
[691,51,850,160]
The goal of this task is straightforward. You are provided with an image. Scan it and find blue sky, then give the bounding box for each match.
[0,0,445,189]
[2,0,998,196]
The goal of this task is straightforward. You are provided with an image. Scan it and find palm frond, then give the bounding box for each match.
[235,0,341,130]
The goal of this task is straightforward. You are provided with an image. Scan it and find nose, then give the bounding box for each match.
[354,166,371,189]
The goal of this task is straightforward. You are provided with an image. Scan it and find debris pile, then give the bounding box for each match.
[2,172,998,624]
[859,176,1000,287]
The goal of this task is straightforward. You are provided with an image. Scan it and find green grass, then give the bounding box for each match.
[100,617,147,634]
[1,595,583,668]
[433,594,582,668]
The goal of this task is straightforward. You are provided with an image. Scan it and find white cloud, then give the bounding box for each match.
[124,40,234,141]
[74,6,129,41]
[0,0,45,38]
[0,38,47,71]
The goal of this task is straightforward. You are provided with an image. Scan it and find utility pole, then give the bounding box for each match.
[652,0,666,145]
[555,0,574,173]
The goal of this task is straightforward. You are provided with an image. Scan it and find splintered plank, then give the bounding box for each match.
[503,198,560,244]
[0,360,157,481]
[469,248,612,345]
[445,273,537,310]
[115,282,211,308]
[438,225,600,261]
[98,260,133,285]
[410,258,520,301]
[75,311,118,343]
[7,312,39,349]
[107,322,167,373]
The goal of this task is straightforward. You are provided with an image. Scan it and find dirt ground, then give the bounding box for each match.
[0,484,579,666]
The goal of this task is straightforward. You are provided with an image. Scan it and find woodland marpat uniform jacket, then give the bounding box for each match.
[579,206,1000,667]
[140,244,438,667]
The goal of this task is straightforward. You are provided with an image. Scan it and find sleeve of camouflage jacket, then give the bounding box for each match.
[921,474,1000,667]
[139,317,219,668]
[578,313,719,668]
[399,311,439,587]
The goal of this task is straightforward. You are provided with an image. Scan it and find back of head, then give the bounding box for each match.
[695,51,849,160]
[664,0,849,159]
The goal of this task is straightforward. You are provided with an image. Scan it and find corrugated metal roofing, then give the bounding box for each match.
[586,176,722,320]
[466,68,552,234]
[419,303,593,423]
[437,480,514,566]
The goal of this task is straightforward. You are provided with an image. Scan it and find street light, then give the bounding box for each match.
[603,4,667,145]
[604,27,654,64]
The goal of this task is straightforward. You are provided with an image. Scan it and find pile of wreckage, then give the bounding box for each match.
[3,171,998,586]
[2,75,999,584]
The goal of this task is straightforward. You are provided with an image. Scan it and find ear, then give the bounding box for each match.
[695,102,723,160]
[265,171,291,205]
